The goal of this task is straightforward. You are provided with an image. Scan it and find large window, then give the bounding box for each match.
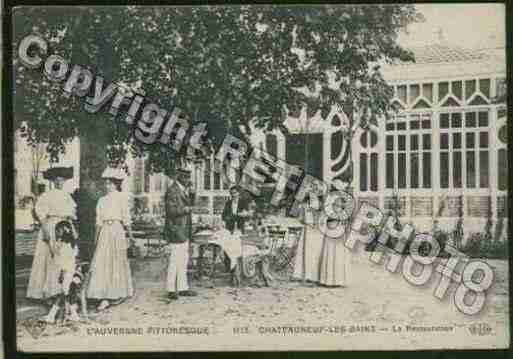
[359,131,378,192]
[385,113,432,189]
[439,110,489,189]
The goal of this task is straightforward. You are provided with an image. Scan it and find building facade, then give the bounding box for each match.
[189,44,507,238]
[13,43,506,240]
[353,44,507,236]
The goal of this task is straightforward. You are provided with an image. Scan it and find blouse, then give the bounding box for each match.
[35,189,77,221]
[96,191,132,226]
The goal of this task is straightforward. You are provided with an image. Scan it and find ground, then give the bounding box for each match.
[15,230,510,352]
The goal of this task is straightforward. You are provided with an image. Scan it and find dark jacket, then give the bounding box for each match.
[164,180,195,244]
[222,197,251,233]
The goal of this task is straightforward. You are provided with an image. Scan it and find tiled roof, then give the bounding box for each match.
[402,44,489,65]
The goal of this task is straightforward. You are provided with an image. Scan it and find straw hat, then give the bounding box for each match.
[42,166,74,181]
[101,167,127,181]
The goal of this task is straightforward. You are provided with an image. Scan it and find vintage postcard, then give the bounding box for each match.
[8,3,509,353]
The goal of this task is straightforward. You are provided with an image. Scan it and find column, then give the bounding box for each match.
[378,116,387,210]
[489,106,499,221]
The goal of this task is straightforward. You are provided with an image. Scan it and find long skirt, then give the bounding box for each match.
[292,226,324,282]
[319,234,351,287]
[26,217,65,299]
[87,222,133,300]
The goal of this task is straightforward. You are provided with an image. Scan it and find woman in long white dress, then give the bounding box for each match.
[27,166,77,300]
[318,218,351,287]
[292,201,324,283]
[87,168,134,311]
[293,199,351,287]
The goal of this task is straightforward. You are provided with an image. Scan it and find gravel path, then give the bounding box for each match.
[16,231,509,352]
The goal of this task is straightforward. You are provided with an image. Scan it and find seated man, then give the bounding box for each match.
[221,186,254,234]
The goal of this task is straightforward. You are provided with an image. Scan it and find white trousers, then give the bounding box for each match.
[166,242,189,292]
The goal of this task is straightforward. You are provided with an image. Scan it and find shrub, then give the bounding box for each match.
[462,232,508,259]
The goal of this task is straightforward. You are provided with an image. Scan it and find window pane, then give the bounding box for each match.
[360,153,367,191]
[214,171,221,190]
[423,83,433,102]
[466,151,476,188]
[422,119,431,129]
[479,132,488,148]
[423,152,431,188]
[204,160,211,190]
[398,153,406,188]
[411,153,419,188]
[398,135,406,151]
[360,132,368,148]
[397,85,407,103]
[440,113,450,128]
[453,133,461,149]
[441,133,449,149]
[397,122,407,130]
[266,134,278,157]
[479,79,491,98]
[452,81,462,99]
[370,153,378,191]
[465,112,476,127]
[409,84,420,104]
[410,120,420,130]
[499,125,507,144]
[451,113,462,128]
[423,134,431,150]
[439,82,449,99]
[478,111,489,127]
[411,135,418,150]
[386,136,394,151]
[465,80,476,99]
[386,153,394,188]
[453,151,462,188]
[466,133,475,148]
[386,123,395,131]
[440,152,449,188]
[370,132,378,147]
[479,151,489,188]
[498,148,508,191]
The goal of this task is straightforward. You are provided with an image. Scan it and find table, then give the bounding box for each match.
[192,218,304,286]
[193,229,271,286]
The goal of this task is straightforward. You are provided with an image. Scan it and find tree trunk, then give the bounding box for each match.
[70,19,116,261]
[77,129,109,261]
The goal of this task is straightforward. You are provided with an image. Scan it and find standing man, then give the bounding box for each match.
[164,166,198,301]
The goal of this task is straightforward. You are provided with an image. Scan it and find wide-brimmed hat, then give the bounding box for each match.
[43,166,74,181]
[101,167,127,181]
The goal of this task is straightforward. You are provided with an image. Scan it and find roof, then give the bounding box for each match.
[402,44,490,65]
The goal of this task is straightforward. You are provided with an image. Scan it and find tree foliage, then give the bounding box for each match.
[13,5,422,174]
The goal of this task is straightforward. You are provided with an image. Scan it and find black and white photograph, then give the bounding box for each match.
[7,3,509,352]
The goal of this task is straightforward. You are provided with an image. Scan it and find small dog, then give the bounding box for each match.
[41,221,90,323]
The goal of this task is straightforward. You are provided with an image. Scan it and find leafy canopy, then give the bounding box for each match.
[13,5,422,174]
